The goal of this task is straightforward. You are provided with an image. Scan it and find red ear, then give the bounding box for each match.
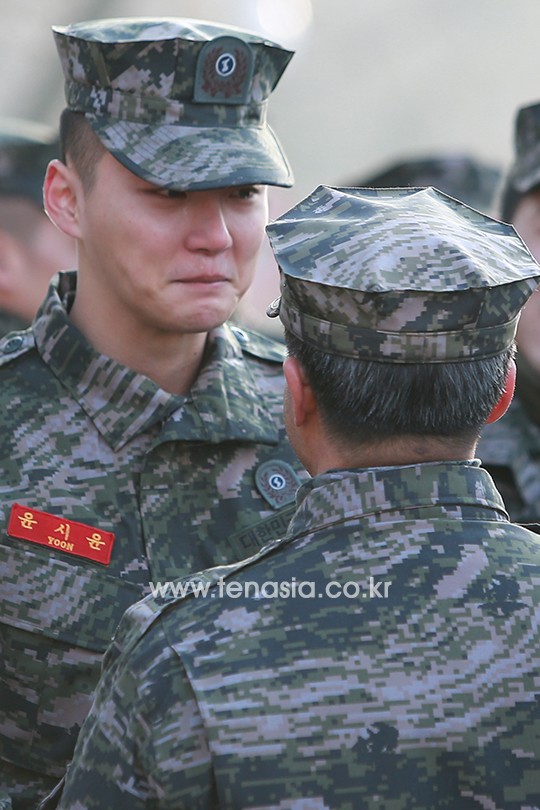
[486,359,516,424]
[43,159,82,240]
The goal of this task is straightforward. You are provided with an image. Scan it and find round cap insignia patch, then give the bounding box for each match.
[194,36,255,105]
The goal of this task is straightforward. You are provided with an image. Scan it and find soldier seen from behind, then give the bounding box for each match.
[48,186,540,809]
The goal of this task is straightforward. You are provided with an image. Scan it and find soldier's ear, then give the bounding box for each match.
[43,159,83,240]
[283,356,317,427]
[486,358,516,424]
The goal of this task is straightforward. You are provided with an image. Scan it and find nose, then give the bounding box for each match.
[184,193,234,254]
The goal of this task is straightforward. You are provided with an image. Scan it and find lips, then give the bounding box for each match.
[188,276,228,282]
[172,273,230,283]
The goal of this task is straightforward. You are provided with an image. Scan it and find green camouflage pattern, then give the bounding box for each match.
[0,271,305,808]
[266,185,540,362]
[52,18,294,190]
[478,351,540,531]
[502,101,540,196]
[0,117,59,206]
[52,460,540,809]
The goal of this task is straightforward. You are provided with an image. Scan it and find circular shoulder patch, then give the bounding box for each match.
[255,460,301,509]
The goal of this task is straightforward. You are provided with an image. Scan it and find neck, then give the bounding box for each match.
[305,435,476,476]
[69,292,208,397]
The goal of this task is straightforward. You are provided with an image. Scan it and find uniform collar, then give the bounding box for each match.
[32,272,279,451]
[288,460,509,538]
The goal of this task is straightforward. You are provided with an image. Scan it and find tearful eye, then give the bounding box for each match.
[158,188,188,200]
[231,186,261,200]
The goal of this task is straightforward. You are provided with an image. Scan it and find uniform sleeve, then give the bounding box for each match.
[57,619,217,810]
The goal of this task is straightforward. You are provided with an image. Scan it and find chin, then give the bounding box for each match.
[199,303,238,329]
[179,311,233,334]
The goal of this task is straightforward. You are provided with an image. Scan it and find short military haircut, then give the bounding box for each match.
[285,329,514,449]
[59,109,105,191]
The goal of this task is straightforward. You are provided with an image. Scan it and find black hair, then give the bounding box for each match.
[59,109,105,191]
[285,329,514,450]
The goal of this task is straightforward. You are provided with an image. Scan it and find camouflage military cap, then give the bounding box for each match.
[52,17,294,190]
[266,185,540,363]
[0,117,59,206]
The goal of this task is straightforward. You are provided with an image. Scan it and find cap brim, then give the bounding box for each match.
[87,115,293,190]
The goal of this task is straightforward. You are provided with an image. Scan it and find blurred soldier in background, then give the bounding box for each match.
[0,117,74,336]
[478,101,540,529]
[349,152,501,212]
[0,16,303,809]
[48,186,540,809]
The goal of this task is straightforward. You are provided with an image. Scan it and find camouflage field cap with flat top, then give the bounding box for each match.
[52,17,294,190]
[267,185,540,362]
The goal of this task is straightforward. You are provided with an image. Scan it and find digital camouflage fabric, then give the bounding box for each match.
[53,17,294,190]
[0,273,305,808]
[53,461,540,809]
[266,185,540,362]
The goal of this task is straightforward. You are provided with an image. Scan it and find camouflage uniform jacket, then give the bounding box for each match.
[54,460,540,809]
[0,271,304,808]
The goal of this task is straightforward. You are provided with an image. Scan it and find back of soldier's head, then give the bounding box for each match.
[266,185,540,445]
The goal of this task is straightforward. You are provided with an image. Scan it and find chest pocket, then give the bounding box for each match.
[0,539,143,778]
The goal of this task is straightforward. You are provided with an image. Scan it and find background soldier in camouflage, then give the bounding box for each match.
[0,117,74,336]
[50,186,540,809]
[350,152,501,213]
[478,100,540,529]
[0,17,304,809]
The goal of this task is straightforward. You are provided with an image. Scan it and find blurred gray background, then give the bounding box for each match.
[4,0,540,201]
[1,0,539,322]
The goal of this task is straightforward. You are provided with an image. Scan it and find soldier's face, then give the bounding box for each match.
[512,189,540,372]
[71,150,269,336]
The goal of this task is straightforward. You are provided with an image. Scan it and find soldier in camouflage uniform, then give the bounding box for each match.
[0,18,304,809]
[0,118,74,337]
[478,101,540,529]
[351,152,501,212]
[49,186,540,809]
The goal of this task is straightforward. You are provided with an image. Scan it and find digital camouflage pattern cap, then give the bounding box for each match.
[52,17,294,190]
[266,185,540,363]
[0,117,60,206]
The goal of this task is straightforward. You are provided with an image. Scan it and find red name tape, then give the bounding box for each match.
[8,503,115,565]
